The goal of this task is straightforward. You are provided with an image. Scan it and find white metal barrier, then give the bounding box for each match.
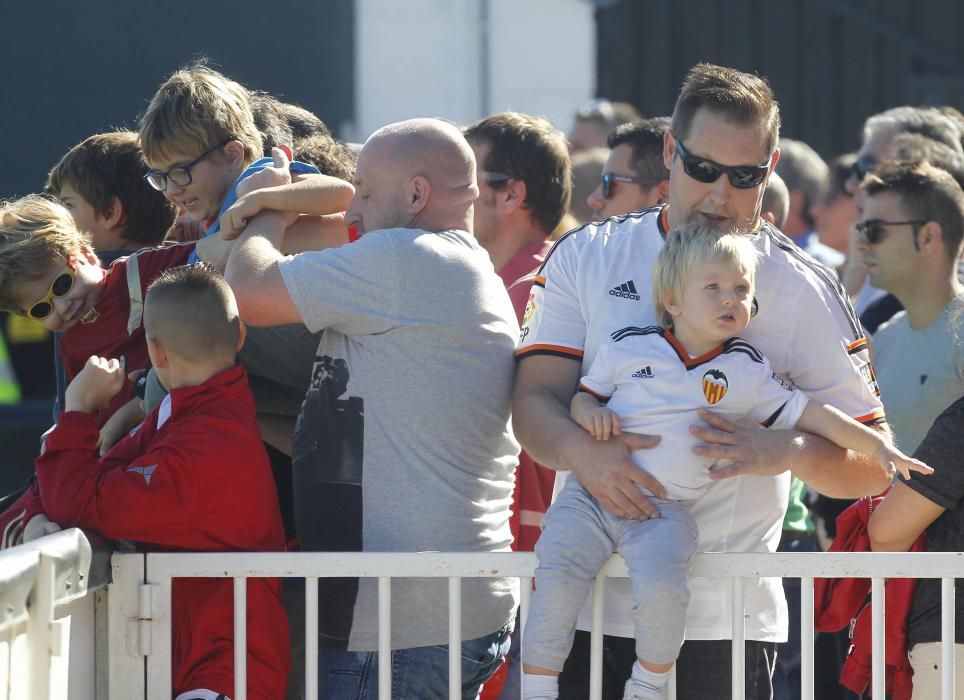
[0,528,111,700]
[143,550,964,700]
[3,538,964,699]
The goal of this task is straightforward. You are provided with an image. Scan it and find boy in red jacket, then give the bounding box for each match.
[29,264,289,700]
[0,195,194,547]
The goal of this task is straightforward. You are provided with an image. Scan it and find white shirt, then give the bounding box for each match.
[517,206,884,641]
[581,326,809,501]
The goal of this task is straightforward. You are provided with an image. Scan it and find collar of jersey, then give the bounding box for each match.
[662,327,725,369]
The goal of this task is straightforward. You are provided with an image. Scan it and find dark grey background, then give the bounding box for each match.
[0,0,355,198]
[595,0,964,156]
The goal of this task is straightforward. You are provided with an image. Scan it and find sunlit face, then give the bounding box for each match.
[146,145,237,224]
[13,251,105,332]
[665,109,776,233]
[585,144,663,219]
[667,257,754,352]
[857,192,921,295]
[343,141,410,236]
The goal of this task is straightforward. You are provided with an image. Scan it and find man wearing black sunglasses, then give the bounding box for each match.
[514,63,890,700]
[856,161,964,456]
[586,118,671,220]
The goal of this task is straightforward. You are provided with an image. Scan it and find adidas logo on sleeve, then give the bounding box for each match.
[609,280,640,301]
[631,366,654,378]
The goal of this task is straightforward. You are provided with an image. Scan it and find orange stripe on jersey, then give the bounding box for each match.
[854,408,887,424]
[847,338,869,354]
[515,344,584,360]
[533,275,546,288]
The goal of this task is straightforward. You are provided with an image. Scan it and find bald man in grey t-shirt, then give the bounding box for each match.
[225,120,519,699]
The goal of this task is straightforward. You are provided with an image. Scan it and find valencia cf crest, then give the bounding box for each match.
[702,369,728,404]
[522,292,537,327]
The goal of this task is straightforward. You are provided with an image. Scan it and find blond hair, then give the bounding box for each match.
[0,195,88,310]
[652,223,760,328]
[139,62,262,166]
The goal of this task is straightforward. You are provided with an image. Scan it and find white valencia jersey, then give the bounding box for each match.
[517,206,885,641]
[581,326,809,501]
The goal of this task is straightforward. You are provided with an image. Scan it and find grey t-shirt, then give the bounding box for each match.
[872,298,964,453]
[906,396,964,647]
[278,227,520,651]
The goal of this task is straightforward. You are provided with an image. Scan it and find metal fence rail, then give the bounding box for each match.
[143,550,964,700]
[3,539,963,699]
[0,529,111,700]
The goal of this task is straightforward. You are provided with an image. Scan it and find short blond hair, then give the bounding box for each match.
[652,223,760,328]
[0,195,89,310]
[139,62,262,166]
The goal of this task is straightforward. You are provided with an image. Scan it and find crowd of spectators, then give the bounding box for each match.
[0,59,962,700]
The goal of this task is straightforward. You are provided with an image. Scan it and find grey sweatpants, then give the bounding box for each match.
[522,478,698,671]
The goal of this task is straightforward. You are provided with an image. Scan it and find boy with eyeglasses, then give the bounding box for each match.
[0,194,193,547]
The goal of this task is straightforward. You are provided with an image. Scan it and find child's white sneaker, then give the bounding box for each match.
[623,677,667,700]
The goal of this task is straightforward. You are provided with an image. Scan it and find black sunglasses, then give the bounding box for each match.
[855,218,927,245]
[674,138,770,189]
[849,155,877,183]
[601,172,645,199]
[144,139,231,192]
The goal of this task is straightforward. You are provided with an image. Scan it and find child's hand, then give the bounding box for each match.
[577,407,622,441]
[873,444,934,481]
[64,356,127,414]
[236,147,293,198]
[220,192,265,241]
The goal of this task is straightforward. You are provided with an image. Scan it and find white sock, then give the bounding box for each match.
[631,660,671,689]
[523,672,559,699]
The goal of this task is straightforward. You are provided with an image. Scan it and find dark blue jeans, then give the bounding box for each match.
[318,623,512,699]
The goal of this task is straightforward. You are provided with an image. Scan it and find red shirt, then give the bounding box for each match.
[501,240,556,552]
[60,243,195,427]
[32,365,289,699]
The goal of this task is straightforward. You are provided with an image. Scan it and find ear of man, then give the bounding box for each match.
[497,178,527,217]
[917,220,953,262]
[410,175,431,212]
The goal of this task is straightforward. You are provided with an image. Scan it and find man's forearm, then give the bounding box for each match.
[225,212,286,284]
[788,429,892,498]
[224,211,302,327]
[512,384,597,473]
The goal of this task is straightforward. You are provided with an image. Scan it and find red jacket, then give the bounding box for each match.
[1,243,195,549]
[814,494,925,700]
[31,364,289,699]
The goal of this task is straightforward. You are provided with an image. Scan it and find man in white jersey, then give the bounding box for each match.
[512,63,891,700]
